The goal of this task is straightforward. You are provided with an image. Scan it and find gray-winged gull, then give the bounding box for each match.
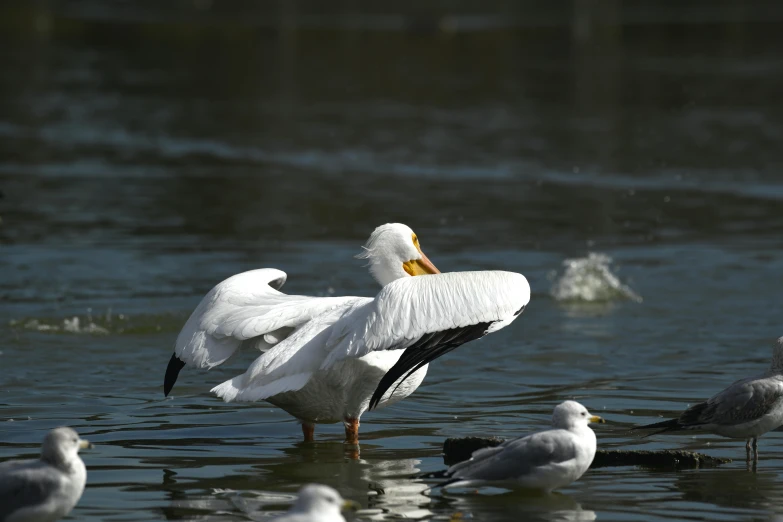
[434,400,604,492]
[0,427,92,522]
[634,336,783,462]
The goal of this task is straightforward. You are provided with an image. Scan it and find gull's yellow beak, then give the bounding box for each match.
[78,439,94,450]
[402,234,441,276]
[341,499,361,512]
[589,415,606,424]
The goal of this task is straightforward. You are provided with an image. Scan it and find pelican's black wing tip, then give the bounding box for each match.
[164,353,186,397]
[368,321,493,411]
[368,391,383,411]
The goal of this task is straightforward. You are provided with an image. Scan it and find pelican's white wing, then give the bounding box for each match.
[212,300,369,401]
[212,271,530,406]
[164,268,365,395]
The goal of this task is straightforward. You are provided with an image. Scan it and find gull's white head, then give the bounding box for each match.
[41,427,92,468]
[771,336,783,371]
[356,223,440,286]
[289,484,359,519]
[552,400,605,431]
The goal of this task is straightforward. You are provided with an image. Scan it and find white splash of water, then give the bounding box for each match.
[13,308,113,335]
[19,316,110,335]
[550,253,642,303]
[10,309,174,336]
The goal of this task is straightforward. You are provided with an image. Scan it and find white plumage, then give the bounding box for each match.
[164,223,530,443]
[269,484,358,522]
[173,268,362,369]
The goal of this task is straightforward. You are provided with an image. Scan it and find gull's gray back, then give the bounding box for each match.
[447,429,579,482]
[0,459,63,521]
[682,373,783,427]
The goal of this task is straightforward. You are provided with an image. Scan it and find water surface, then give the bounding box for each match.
[2,2,783,521]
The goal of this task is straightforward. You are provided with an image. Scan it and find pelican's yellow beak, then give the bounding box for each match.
[78,439,94,450]
[342,499,361,512]
[402,233,441,276]
[589,415,605,424]
[403,253,440,276]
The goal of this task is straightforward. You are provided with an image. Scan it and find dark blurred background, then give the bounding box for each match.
[2,0,783,255]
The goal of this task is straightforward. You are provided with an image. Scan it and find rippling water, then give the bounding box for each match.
[2,2,783,521]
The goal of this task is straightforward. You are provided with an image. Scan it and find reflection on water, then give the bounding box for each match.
[439,491,597,522]
[161,444,601,522]
[674,469,783,516]
[160,444,434,521]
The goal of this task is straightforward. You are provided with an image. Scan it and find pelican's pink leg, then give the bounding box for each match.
[344,418,360,445]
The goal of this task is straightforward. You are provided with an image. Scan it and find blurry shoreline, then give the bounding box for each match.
[3,1,783,42]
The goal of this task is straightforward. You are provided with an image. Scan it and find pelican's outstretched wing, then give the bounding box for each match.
[351,271,530,408]
[211,271,530,406]
[163,268,365,395]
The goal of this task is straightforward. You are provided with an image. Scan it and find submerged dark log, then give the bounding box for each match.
[443,437,731,469]
[590,449,731,469]
[443,436,504,465]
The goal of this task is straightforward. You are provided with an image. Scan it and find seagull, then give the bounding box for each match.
[269,484,359,522]
[633,336,783,463]
[163,223,530,444]
[0,427,92,522]
[433,401,604,492]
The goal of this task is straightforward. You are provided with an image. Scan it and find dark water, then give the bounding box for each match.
[2,2,783,520]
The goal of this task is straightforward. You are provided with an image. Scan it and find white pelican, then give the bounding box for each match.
[163,223,530,444]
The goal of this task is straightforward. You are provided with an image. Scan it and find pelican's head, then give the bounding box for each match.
[290,484,360,518]
[552,400,605,430]
[41,427,92,468]
[356,223,441,286]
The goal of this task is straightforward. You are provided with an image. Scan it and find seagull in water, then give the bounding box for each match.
[163,223,530,445]
[433,401,604,492]
[0,427,92,522]
[269,484,359,522]
[633,336,783,463]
